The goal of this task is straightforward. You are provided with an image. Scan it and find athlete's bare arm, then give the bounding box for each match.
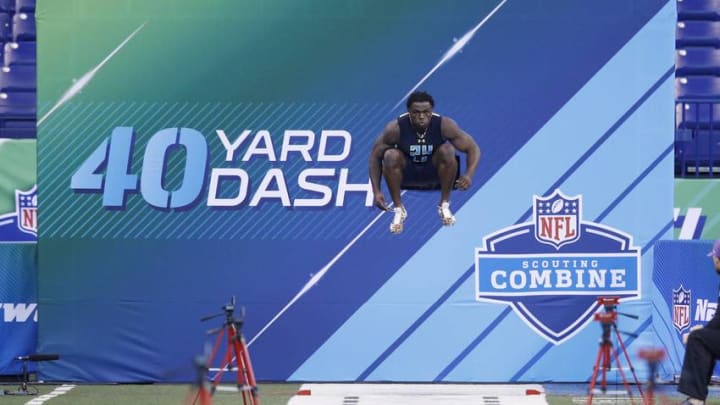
[369,121,401,211]
[441,117,481,190]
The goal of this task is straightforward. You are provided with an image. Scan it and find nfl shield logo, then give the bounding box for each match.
[15,186,37,236]
[533,190,580,249]
[673,285,691,332]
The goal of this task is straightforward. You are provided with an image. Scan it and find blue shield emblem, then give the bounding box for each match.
[672,285,691,332]
[475,189,641,344]
[15,186,37,236]
[534,190,580,249]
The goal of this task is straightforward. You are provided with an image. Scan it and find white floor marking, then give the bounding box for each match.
[24,384,76,404]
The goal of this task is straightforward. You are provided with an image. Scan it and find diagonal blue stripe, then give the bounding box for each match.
[596,144,673,222]
[366,68,674,381]
[433,307,512,382]
[291,2,675,378]
[642,221,673,256]
[511,342,553,382]
[421,144,673,380]
[508,222,672,381]
[356,267,474,381]
[517,66,674,224]
[429,67,673,378]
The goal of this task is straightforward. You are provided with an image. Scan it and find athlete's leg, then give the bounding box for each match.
[433,143,458,226]
[432,143,458,204]
[382,148,406,207]
[383,149,408,234]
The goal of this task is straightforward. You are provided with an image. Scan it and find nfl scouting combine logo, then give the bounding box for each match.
[672,285,691,333]
[475,190,641,344]
[0,185,37,243]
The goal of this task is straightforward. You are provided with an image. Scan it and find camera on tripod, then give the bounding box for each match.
[202,296,244,332]
[596,296,639,321]
[222,302,234,314]
[587,296,644,403]
[198,296,259,405]
[593,311,617,323]
[598,296,620,309]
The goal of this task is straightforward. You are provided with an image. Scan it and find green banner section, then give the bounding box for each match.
[674,179,720,240]
[0,139,36,214]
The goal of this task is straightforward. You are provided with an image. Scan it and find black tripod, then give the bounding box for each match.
[586,297,644,405]
[3,354,59,396]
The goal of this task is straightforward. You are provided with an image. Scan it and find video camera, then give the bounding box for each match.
[596,296,639,320]
[594,311,618,323]
[598,296,620,310]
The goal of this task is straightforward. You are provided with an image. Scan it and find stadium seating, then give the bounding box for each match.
[11,12,33,41]
[675,76,720,99]
[677,0,720,20]
[676,47,720,75]
[0,0,12,13]
[676,20,720,47]
[0,0,34,138]
[675,1,720,177]
[0,13,10,43]
[0,91,34,117]
[4,41,34,66]
[676,130,720,175]
[0,65,34,92]
[15,0,33,13]
[676,102,720,129]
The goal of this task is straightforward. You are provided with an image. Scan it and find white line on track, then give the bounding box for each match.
[24,384,76,404]
[288,383,548,405]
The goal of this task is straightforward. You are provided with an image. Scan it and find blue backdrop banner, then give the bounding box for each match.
[0,245,38,375]
[37,0,676,382]
[653,240,720,381]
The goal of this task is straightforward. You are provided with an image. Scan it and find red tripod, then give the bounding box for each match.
[186,351,212,405]
[201,297,260,405]
[638,347,668,405]
[587,297,644,405]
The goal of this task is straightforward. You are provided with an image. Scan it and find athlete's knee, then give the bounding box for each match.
[434,143,456,165]
[383,148,405,169]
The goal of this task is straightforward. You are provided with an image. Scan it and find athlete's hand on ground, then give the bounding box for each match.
[374,193,390,211]
[455,175,472,190]
[683,324,704,344]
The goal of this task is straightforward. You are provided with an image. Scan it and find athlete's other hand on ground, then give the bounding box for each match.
[455,175,472,190]
[374,193,390,211]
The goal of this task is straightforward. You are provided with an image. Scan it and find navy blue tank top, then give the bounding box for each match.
[396,113,444,164]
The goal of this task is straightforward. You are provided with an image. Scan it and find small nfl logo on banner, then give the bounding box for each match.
[673,285,691,333]
[15,185,37,236]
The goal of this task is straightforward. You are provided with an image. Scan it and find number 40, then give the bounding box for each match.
[70,127,208,209]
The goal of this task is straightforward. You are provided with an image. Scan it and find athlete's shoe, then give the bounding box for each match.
[438,201,456,226]
[390,206,408,234]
